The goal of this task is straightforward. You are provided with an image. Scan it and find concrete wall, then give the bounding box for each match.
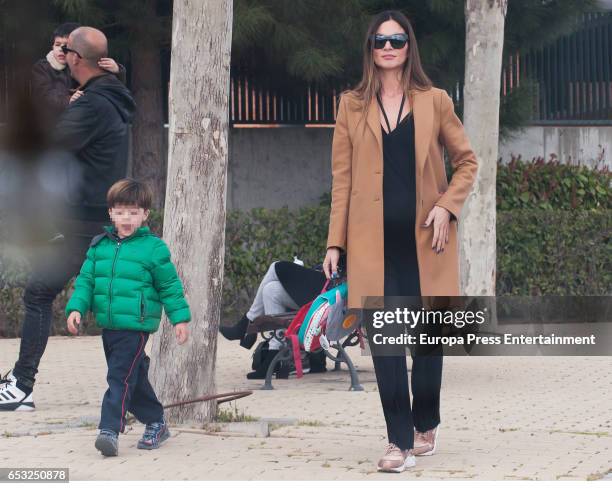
[499,125,612,169]
[228,124,611,210]
[228,127,333,210]
[4,122,608,212]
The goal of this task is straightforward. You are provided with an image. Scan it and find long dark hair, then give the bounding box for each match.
[349,10,432,118]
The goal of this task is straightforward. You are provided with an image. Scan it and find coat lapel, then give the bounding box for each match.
[413,89,433,181]
[365,96,382,152]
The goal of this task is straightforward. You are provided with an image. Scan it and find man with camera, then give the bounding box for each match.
[1,27,135,412]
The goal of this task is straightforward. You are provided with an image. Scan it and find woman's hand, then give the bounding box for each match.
[422,205,451,253]
[323,246,341,279]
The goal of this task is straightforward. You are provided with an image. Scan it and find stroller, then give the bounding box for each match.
[246,255,364,391]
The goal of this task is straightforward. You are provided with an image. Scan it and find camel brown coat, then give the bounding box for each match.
[326,87,478,309]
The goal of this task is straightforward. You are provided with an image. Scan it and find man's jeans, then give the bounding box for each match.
[12,227,99,389]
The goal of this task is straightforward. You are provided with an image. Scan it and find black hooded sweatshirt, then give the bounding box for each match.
[31,57,127,126]
[53,73,136,223]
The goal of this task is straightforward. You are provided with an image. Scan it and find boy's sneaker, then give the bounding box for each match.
[0,371,35,412]
[95,429,119,457]
[137,421,170,450]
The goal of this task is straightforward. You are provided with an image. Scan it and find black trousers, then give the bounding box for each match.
[12,232,92,388]
[99,329,164,434]
[370,253,444,451]
[372,350,443,451]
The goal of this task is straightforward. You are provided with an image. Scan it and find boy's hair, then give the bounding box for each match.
[107,179,153,210]
[51,22,81,43]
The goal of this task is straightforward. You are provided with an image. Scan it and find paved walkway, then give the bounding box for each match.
[1,336,611,480]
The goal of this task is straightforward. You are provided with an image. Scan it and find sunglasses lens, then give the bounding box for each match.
[373,36,408,50]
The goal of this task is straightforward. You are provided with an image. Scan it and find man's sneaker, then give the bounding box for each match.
[413,425,440,456]
[376,443,416,472]
[137,421,170,450]
[95,429,119,457]
[0,372,35,412]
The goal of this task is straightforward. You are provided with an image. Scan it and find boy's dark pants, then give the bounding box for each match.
[99,329,164,434]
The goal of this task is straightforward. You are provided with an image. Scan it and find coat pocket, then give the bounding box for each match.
[139,291,146,322]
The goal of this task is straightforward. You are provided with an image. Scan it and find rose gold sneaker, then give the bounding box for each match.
[413,425,440,456]
[376,443,416,472]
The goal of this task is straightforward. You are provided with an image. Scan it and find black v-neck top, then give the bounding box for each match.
[381,112,417,238]
[380,111,421,296]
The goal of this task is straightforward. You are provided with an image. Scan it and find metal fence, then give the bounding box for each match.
[2,12,610,127]
[502,11,612,124]
[228,11,612,126]
[229,73,346,127]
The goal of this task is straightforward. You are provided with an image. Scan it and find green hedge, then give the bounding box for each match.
[497,155,610,211]
[497,209,611,295]
[495,157,610,294]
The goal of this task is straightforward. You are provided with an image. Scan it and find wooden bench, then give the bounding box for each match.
[247,312,364,391]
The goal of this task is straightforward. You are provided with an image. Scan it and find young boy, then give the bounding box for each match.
[32,22,126,123]
[65,178,190,457]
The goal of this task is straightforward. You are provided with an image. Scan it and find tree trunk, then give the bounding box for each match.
[149,0,233,424]
[459,0,507,296]
[130,0,166,210]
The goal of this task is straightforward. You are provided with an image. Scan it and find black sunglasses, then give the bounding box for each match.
[60,44,82,58]
[372,33,409,50]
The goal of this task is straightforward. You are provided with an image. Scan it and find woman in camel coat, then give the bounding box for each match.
[322,10,478,473]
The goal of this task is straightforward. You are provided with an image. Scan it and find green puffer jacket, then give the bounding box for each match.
[66,226,191,332]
